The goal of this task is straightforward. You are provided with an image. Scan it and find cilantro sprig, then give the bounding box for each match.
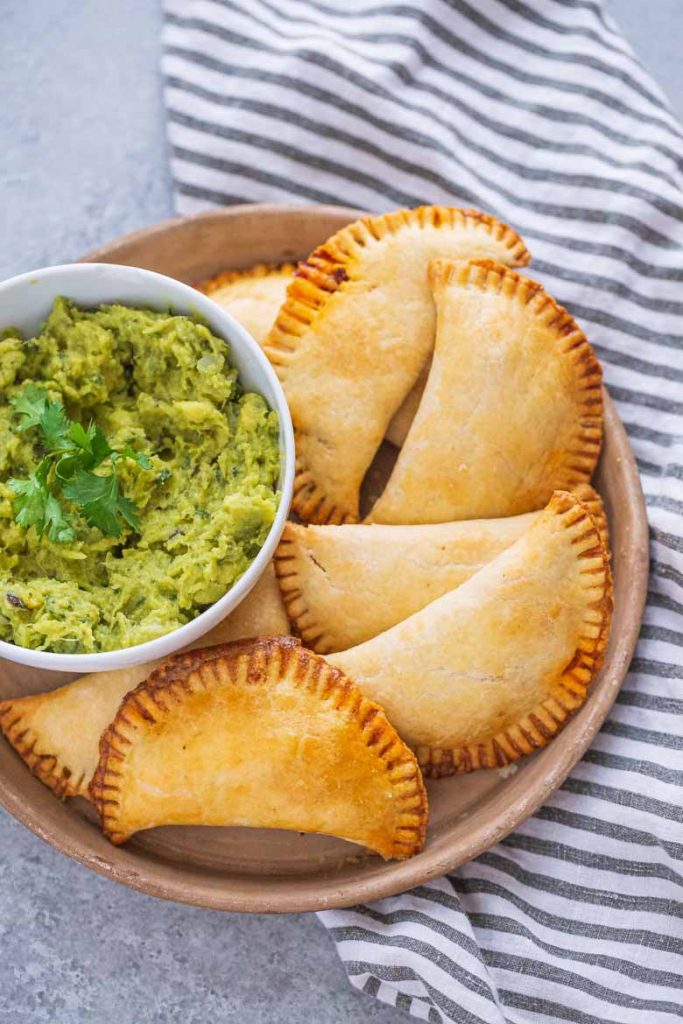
[8,384,151,543]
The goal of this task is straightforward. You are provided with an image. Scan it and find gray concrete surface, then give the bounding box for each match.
[606,0,683,118]
[0,1,172,281]
[0,815,400,1024]
[0,1,680,1022]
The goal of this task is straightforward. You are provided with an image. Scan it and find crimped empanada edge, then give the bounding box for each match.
[91,636,428,859]
[273,523,337,654]
[0,697,88,799]
[265,207,531,526]
[572,482,609,553]
[196,261,296,296]
[417,490,613,778]
[429,258,603,494]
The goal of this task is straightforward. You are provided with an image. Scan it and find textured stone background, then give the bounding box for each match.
[0,2,680,1021]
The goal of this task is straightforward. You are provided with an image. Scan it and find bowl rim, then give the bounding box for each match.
[0,261,295,673]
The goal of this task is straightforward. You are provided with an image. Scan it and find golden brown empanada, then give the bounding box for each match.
[276,485,606,653]
[370,259,603,525]
[198,263,295,345]
[330,491,612,777]
[91,637,428,858]
[265,207,531,525]
[0,565,290,799]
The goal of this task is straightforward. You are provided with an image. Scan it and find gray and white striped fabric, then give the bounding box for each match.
[161,2,682,1020]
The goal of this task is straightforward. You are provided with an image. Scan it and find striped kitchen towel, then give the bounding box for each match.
[161,2,683,1021]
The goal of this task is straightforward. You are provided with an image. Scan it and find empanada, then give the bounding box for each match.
[198,263,295,345]
[276,485,606,653]
[0,565,290,798]
[91,637,428,859]
[330,491,612,777]
[265,207,530,525]
[370,260,603,524]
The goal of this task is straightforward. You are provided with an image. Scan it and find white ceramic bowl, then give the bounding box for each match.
[0,263,294,673]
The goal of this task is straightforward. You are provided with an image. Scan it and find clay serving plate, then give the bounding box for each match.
[0,204,649,912]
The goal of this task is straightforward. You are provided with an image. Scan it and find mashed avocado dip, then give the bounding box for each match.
[0,297,280,654]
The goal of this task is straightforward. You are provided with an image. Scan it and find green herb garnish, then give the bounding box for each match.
[8,384,151,543]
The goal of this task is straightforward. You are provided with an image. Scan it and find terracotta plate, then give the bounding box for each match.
[0,204,649,913]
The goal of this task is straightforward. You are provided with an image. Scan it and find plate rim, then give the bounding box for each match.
[0,203,650,913]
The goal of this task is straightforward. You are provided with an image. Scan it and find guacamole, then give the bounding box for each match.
[0,298,280,654]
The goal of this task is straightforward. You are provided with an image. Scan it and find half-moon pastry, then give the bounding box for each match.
[265,207,531,524]
[91,637,428,859]
[276,485,606,653]
[198,263,295,346]
[330,491,612,776]
[370,259,602,524]
[0,565,290,799]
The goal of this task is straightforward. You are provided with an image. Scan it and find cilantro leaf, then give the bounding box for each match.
[89,425,115,467]
[43,494,77,544]
[62,470,139,538]
[117,493,141,532]
[67,420,93,451]
[68,421,112,468]
[10,383,71,451]
[61,469,113,506]
[9,460,76,543]
[9,461,51,530]
[56,423,113,483]
[10,384,48,431]
[40,399,71,452]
